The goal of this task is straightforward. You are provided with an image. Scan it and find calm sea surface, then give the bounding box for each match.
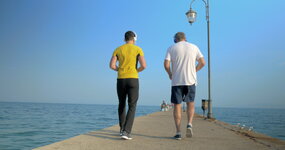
[0,102,285,150]
[195,107,285,141]
[0,102,158,150]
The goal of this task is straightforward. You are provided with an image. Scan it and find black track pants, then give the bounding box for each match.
[117,78,139,134]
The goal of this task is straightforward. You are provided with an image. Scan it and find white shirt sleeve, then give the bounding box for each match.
[165,47,171,61]
[196,47,204,61]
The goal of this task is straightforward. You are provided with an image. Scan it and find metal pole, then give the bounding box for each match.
[206,0,213,119]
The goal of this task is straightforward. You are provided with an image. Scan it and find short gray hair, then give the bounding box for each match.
[174,32,186,42]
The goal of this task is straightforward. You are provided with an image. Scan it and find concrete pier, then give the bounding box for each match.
[34,110,285,150]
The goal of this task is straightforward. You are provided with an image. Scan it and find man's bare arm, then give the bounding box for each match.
[137,55,146,72]
[196,57,206,72]
[109,56,118,71]
[164,60,172,80]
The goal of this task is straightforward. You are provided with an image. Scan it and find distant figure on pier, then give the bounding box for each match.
[164,32,205,140]
[109,31,146,140]
[161,100,167,111]
[182,102,186,112]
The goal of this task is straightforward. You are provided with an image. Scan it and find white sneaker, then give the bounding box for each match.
[121,132,132,140]
[186,124,193,138]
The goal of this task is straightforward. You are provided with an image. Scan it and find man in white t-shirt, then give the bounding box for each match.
[164,32,205,140]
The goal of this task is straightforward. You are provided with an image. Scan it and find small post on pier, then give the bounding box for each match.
[201,99,208,118]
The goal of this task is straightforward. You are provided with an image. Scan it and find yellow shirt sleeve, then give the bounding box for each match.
[138,48,144,56]
[112,48,119,57]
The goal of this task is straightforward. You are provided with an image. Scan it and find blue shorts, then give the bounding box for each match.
[171,85,196,104]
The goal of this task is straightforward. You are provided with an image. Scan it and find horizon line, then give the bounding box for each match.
[0,100,284,109]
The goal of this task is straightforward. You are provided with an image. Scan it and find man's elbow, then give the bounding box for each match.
[164,65,169,71]
[110,64,116,70]
[201,61,206,67]
[164,63,170,71]
[141,64,147,70]
[200,59,206,67]
[164,60,170,70]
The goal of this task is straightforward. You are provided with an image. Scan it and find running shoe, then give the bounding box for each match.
[121,131,132,140]
[174,134,182,140]
[119,130,123,136]
[186,124,193,138]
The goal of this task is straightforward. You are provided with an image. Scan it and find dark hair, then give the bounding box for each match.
[174,32,186,42]
[125,31,136,41]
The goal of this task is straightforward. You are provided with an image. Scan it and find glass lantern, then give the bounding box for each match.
[186,8,197,25]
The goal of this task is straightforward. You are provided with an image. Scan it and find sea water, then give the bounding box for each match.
[0,102,285,150]
[0,102,158,150]
[195,107,285,140]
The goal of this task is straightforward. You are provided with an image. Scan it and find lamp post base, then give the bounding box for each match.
[207,113,213,119]
[207,99,213,119]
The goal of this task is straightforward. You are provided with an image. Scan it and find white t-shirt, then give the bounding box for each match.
[165,41,203,86]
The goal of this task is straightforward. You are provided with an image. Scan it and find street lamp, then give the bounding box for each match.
[186,8,197,25]
[186,0,213,119]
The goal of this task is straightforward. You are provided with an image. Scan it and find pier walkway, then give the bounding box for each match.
[34,110,285,150]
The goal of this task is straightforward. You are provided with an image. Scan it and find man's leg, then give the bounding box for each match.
[124,79,139,134]
[117,79,127,132]
[171,86,183,139]
[186,101,195,125]
[185,85,196,138]
[173,103,182,133]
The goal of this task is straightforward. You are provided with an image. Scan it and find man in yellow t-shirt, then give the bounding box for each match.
[109,31,146,140]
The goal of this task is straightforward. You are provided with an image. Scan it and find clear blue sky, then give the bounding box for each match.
[0,0,284,108]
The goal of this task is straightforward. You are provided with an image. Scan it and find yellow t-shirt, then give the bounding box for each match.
[112,43,144,79]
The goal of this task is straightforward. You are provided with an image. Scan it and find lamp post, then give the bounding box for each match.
[186,0,213,119]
